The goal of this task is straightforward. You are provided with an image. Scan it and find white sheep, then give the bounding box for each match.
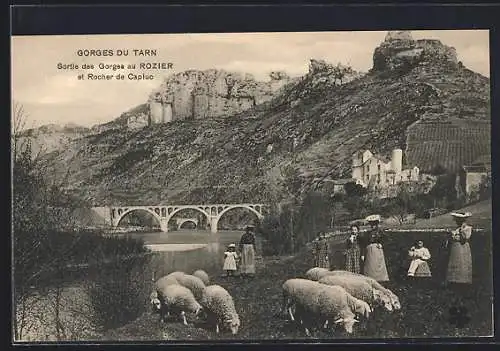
[200,284,240,335]
[150,275,180,314]
[282,279,371,335]
[327,271,401,310]
[318,275,393,312]
[193,269,210,285]
[165,271,186,280]
[305,267,331,281]
[282,278,320,322]
[156,283,203,325]
[176,274,206,301]
[314,284,371,335]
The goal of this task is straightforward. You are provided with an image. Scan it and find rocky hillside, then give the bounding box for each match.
[37,31,490,206]
[17,123,91,157]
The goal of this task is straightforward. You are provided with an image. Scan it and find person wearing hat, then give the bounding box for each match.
[238,225,257,278]
[223,243,239,277]
[445,212,473,286]
[361,214,389,282]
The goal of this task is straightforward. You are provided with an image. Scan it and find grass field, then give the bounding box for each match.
[395,199,492,230]
[102,227,493,341]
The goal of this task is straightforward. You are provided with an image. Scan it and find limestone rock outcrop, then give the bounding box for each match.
[373,31,458,72]
[147,69,291,123]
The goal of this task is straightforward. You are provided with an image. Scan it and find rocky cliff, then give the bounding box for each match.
[144,69,293,126]
[33,31,490,205]
[17,123,91,157]
[373,31,458,73]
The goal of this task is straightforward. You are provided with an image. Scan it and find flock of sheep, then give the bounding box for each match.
[150,269,241,335]
[283,267,402,335]
[149,266,401,338]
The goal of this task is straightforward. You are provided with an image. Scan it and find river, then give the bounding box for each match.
[118,229,259,278]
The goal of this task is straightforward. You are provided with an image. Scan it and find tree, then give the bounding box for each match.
[296,190,331,245]
[429,163,448,176]
[12,104,95,340]
[344,182,368,198]
[428,173,457,208]
[258,206,293,256]
[385,182,426,225]
[278,164,304,253]
[343,182,369,219]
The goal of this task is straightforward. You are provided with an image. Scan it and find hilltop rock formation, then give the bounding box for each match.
[373,30,458,72]
[143,69,292,127]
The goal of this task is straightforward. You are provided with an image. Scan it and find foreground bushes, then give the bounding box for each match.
[85,253,153,331]
[14,228,153,340]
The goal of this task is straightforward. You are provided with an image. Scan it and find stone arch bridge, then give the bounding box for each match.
[104,203,266,233]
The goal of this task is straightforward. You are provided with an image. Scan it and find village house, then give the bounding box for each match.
[457,154,491,199]
[313,177,364,194]
[351,148,420,190]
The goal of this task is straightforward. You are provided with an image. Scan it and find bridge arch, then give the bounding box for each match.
[115,208,162,228]
[177,219,198,229]
[216,204,264,222]
[167,206,211,222]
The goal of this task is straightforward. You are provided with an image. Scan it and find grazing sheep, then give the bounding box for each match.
[305,267,331,281]
[282,278,321,321]
[165,271,186,280]
[282,279,371,335]
[156,283,203,325]
[327,271,401,310]
[176,274,206,301]
[314,285,371,335]
[193,269,210,285]
[150,275,179,315]
[318,275,393,312]
[200,284,240,335]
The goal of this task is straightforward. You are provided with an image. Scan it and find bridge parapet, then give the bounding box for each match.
[105,203,267,233]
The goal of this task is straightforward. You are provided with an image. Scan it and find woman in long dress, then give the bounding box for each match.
[344,224,362,274]
[446,212,473,286]
[361,215,389,282]
[238,225,257,278]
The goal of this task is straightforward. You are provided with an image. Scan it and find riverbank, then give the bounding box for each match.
[101,229,493,341]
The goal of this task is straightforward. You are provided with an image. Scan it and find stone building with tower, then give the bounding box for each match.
[351,148,420,190]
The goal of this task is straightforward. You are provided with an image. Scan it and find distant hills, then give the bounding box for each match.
[20,31,490,206]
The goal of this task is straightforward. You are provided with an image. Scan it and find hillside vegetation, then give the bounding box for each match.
[36,35,490,206]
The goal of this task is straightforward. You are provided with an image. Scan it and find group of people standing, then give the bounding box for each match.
[223,225,257,278]
[313,212,474,287]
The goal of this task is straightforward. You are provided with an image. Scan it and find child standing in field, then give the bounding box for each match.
[223,243,238,277]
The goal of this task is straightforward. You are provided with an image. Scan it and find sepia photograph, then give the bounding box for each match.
[11,29,493,342]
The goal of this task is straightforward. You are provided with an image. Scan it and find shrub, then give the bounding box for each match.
[258,207,293,256]
[85,254,153,331]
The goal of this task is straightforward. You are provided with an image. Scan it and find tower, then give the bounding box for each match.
[391,148,403,174]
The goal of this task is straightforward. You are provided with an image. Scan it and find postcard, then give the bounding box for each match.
[11,30,492,342]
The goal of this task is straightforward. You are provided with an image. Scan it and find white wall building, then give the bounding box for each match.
[352,148,419,190]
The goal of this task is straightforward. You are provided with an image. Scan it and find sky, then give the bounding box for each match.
[11,30,490,129]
